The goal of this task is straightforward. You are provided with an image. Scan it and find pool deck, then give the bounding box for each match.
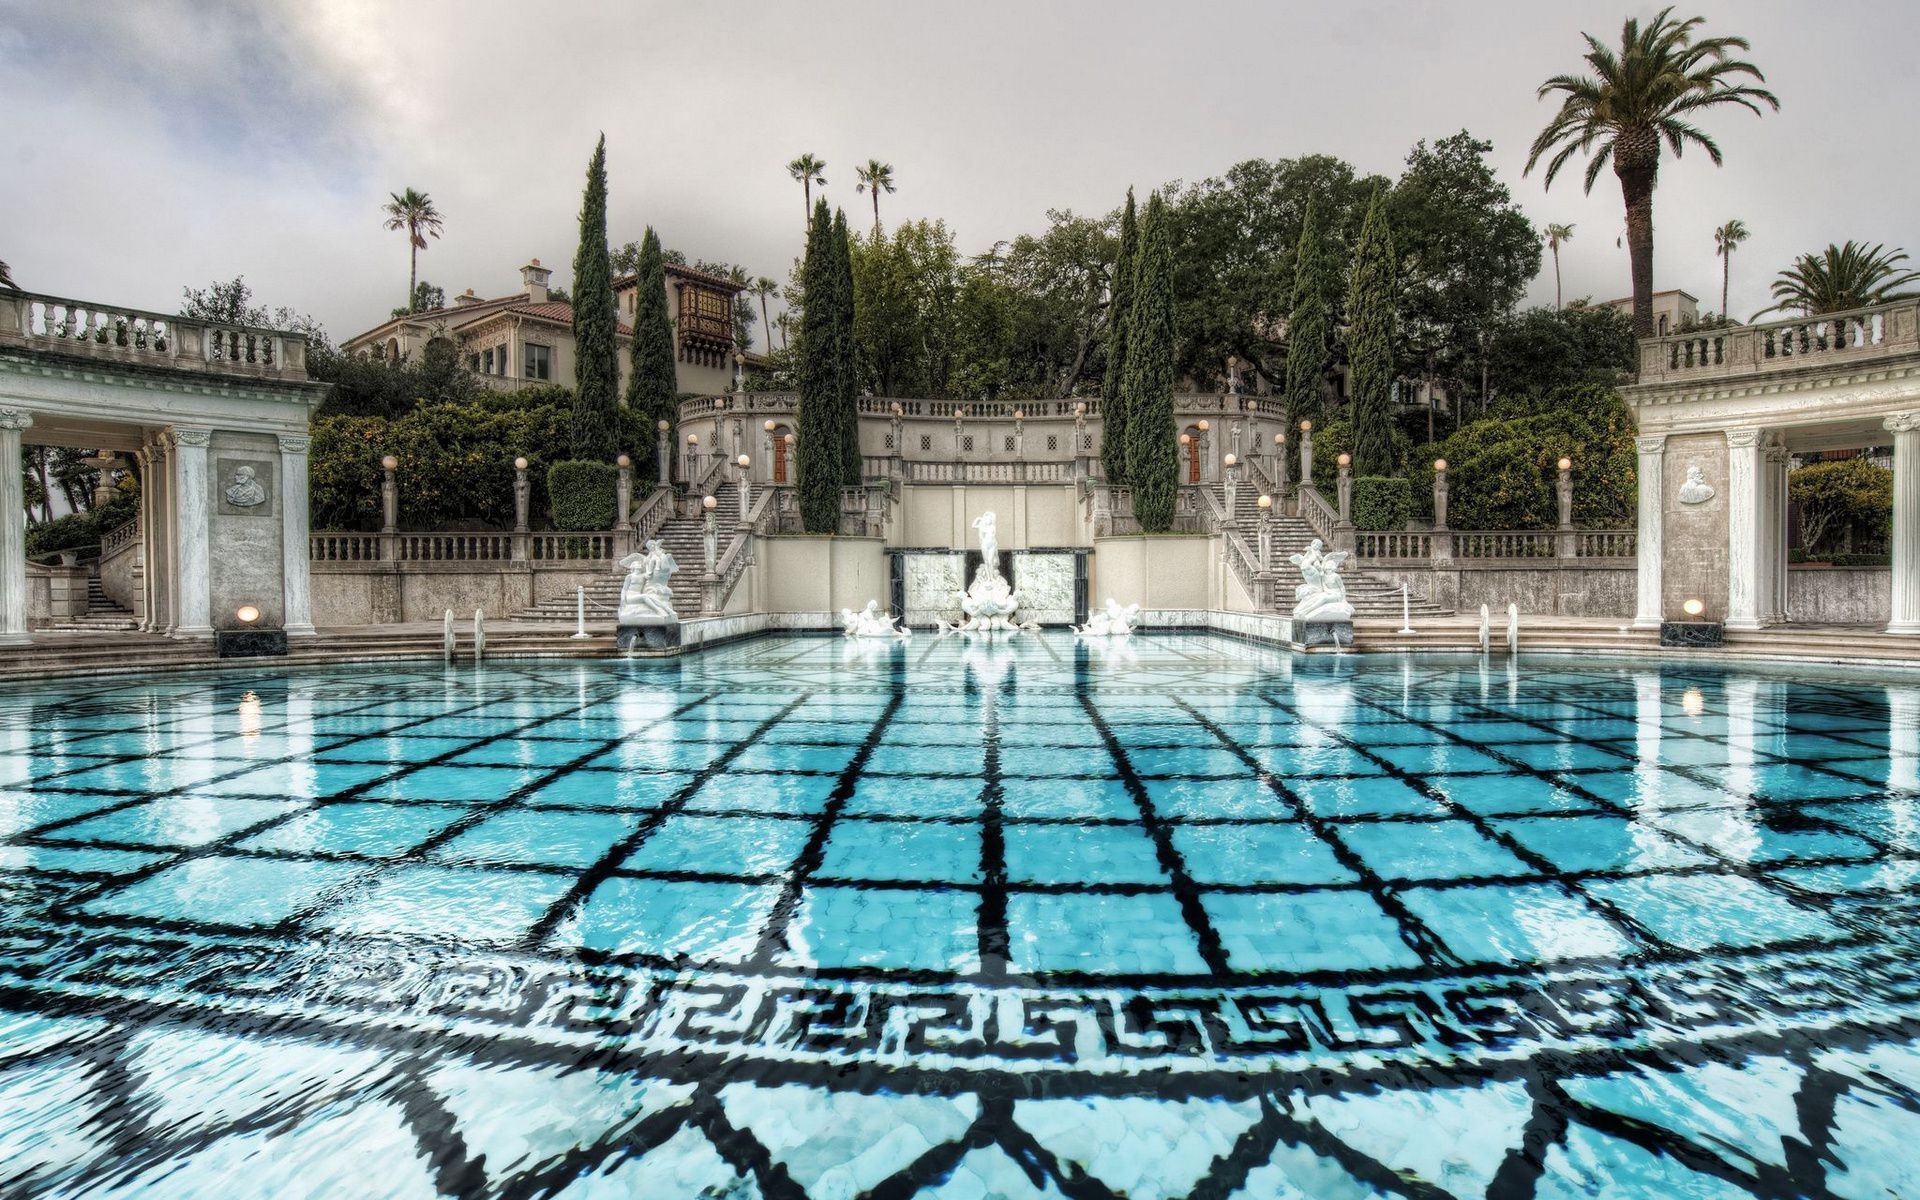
[6,616,1920,680]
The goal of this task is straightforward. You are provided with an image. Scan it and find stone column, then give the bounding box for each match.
[146,435,173,633]
[1887,414,1920,634]
[0,408,32,646]
[278,434,315,637]
[1767,439,1791,623]
[1725,428,1766,631]
[170,426,213,639]
[134,445,155,631]
[1633,434,1666,628]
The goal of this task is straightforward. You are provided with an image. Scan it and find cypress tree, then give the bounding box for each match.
[569,135,620,461]
[1122,192,1178,533]
[624,226,678,477]
[796,199,841,532]
[833,209,863,487]
[1283,196,1332,433]
[1346,186,1397,477]
[1100,189,1138,485]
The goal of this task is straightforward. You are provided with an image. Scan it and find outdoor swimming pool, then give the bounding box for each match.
[1,632,1917,1198]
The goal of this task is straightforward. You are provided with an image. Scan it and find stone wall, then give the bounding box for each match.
[1366,564,1637,618]
[206,430,287,630]
[1787,567,1890,625]
[895,484,1083,550]
[757,536,888,619]
[310,562,604,627]
[98,541,142,620]
[1090,535,1219,612]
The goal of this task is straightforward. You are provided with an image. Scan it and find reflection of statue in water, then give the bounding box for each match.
[1677,462,1716,505]
[1074,598,1141,637]
[938,510,1035,634]
[617,539,679,623]
[224,465,267,508]
[841,599,911,639]
[1288,538,1354,622]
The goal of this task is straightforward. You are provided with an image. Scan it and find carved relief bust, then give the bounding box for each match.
[224,464,267,507]
[1677,463,1716,505]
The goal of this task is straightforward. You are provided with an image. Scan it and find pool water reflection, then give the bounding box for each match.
[1,633,1918,1197]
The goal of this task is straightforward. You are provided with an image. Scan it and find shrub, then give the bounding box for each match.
[1352,476,1412,531]
[1791,458,1891,556]
[1409,387,1636,530]
[1308,419,1412,490]
[24,515,94,559]
[1832,552,1892,567]
[547,460,619,530]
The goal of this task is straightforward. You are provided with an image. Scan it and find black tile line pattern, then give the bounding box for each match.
[278,688,730,935]
[1264,693,1675,957]
[1078,694,1233,977]
[1423,687,1911,909]
[517,694,814,950]
[48,682,658,923]
[976,653,1012,978]
[747,690,908,965]
[1171,699,1459,969]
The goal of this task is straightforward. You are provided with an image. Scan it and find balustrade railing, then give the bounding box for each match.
[1576,530,1637,558]
[100,517,141,560]
[902,459,1070,484]
[632,486,674,545]
[1635,300,1920,383]
[311,533,383,562]
[1354,531,1432,561]
[1,291,311,380]
[531,533,617,561]
[1453,531,1557,559]
[1297,486,1338,541]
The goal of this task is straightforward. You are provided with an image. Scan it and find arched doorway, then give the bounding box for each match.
[1181,425,1205,483]
[767,423,793,483]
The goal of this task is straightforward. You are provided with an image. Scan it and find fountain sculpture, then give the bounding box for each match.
[616,538,680,650]
[937,512,1036,634]
[1288,538,1354,648]
[1074,598,1142,638]
[841,599,912,639]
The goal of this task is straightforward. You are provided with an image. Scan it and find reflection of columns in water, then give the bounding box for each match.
[1723,677,1761,806]
[1632,671,1665,812]
[1885,686,1920,866]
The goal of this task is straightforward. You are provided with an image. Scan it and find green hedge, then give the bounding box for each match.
[1352,476,1412,531]
[1409,386,1636,530]
[1790,458,1890,556]
[1308,418,1413,490]
[309,400,656,531]
[547,461,619,530]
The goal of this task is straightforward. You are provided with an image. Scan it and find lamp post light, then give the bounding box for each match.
[889,401,904,468]
[1196,419,1211,480]
[1013,408,1025,461]
[736,453,752,523]
[1257,493,1273,571]
[732,350,746,395]
[1432,458,1453,564]
[379,455,399,534]
[615,449,633,528]
[1336,453,1353,524]
[1298,420,1314,488]
[656,419,671,486]
[1223,452,1239,519]
[686,432,701,486]
[1556,455,1576,557]
[701,493,719,573]
[1272,432,1290,500]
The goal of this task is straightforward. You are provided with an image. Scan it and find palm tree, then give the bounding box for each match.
[1760,242,1920,317]
[753,277,780,351]
[787,154,827,222]
[1713,219,1751,318]
[381,188,443,312]
[1543,223,1575,309]
[855,159,896,234]
[1525,9,1777,336]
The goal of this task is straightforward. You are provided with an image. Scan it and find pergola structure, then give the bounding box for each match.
[1625,300,1920,633]
[0,291,325,646]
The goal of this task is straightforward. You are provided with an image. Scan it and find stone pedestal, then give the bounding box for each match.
[1660,621,1724,648]
[1292,620,1353,650]
[617,620,681,651]
[217,629,289,658]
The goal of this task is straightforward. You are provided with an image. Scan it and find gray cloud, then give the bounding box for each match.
[2,0,1913,340]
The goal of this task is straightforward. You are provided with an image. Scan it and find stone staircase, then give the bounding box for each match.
[509,484,743,624]
[1205,484,1452,620]
[50,575,140,632]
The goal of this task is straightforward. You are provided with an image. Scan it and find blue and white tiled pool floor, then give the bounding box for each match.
[2,633,1920,1196]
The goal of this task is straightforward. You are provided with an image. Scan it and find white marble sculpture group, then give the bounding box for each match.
[840,599,911,639]
[617,539,679,625]
[1073,598,1141,638]
[938,512,1038,635]
[1288,538,1355,623]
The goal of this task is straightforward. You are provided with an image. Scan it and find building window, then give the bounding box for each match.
[884,434,894,450]
[1047,435,1059,452]
[920,434,932,452]
[525,344,551,380]
[1004,436,1015,452]
[481,347,495,375]
[963,436,975,453]
[1657,314,1670,336]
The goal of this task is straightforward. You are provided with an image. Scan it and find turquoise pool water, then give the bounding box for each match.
[2,632,1919,1197]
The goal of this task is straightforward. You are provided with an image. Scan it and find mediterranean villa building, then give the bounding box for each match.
[340,257,747,396]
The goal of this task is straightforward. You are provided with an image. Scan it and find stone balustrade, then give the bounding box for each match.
[1634,300,1920,384]
[0,291,311,381]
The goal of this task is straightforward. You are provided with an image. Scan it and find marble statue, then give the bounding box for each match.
[1288,538,1354,623]
[224,465,267,507]
[841,599,911,639]
[938,510,1036,634]
[617,539,679,624]
[1678,463,1716,505]
[1074,598,1141,638]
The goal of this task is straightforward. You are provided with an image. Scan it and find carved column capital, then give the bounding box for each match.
[0,407,32,433]
[170,426,212,448]
[276,434,312,454]
[1634,434,1666,455]
[1886,412,1920,435]
[1726,428,1766,450]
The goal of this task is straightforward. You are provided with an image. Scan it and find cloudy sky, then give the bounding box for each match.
[2,1,1911,344]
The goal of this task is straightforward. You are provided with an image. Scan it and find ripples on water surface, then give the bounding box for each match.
[1,633,1918,1197]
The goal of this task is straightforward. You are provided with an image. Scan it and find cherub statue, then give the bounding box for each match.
[617,538,679,623]
[1288,538,1354,622]
[1075,598,1141,637]
[840,599,911,639]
